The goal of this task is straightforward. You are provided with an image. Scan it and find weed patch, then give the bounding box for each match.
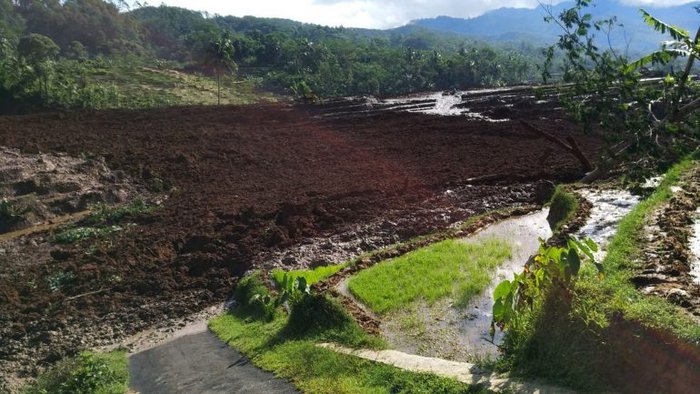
[53,226,122,244]
[85,200,155,225]
[23,351,128,394]
[348,239,511,314]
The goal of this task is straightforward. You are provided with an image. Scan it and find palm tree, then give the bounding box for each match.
[204,32,236,105]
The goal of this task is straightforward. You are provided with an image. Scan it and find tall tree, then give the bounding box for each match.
[204,32,236,105]
[17,33,60,97]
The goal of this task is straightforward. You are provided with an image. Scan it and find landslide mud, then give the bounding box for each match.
[0,97,602,385]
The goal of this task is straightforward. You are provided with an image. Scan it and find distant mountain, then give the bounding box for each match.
[410,1,700,55]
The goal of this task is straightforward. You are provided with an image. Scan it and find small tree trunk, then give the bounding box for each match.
[217,72,221,105]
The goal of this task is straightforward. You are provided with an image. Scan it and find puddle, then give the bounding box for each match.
[575,189,640,260]
[424,93,463,116]
[690,208,700,286]
[385,92,508,121]
[319,88,536,121]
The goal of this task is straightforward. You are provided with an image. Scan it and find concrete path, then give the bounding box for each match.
[129,324,297,394]
[318,343,574,394]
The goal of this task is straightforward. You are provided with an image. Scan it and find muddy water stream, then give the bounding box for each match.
[690,208,700,286]
[575,189,640,260]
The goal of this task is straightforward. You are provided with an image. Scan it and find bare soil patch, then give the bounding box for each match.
[0,98,602,385]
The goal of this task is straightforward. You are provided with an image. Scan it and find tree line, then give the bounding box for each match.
[0,0,545,111]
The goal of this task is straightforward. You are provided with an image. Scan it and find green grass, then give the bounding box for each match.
[53,201,158,244]
[272,263,348,288]
[85,64,275,108]
[546,186,579,232]
[348,238,511,314]
[209,307,489,394]
[23,351,128,394]
[84,200,156,225]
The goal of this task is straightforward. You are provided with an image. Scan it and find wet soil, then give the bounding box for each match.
[0,97,602,386]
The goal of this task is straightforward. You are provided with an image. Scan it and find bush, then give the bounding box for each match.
[546,186,579,232]
[284,293,373,347]
[24,351,128,394]
[234,271,276,321]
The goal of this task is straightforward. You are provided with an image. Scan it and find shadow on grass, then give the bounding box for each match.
[505,289,700,393]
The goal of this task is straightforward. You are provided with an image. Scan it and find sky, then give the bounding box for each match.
[152,1,698,29]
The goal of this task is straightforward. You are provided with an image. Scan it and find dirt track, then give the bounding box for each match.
[0,98,602,383]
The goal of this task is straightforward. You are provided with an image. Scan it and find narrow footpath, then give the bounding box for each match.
[128,322,297,394]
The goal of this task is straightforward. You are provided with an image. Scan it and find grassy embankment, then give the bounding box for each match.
[503,157,700,390]
[23,351,128,394]
[210,273,491,393]
[348,239,512,313]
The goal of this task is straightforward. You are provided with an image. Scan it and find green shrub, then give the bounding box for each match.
[284,293,376,347]
[271,263,346,288]
[234,272,276,321]
[546,186,579,232]
[85,200,155,225]
[24,351,128,394]
[0,198,23,231]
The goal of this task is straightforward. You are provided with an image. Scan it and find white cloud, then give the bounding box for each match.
[153,1,698,29]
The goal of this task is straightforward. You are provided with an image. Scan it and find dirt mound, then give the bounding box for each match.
[0,100,602,385]
[0,147,142,234]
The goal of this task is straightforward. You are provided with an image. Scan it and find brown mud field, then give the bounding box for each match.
[0,97,602,384]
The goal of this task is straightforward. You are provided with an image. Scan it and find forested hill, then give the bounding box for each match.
[411,0,700,55]
[0,0,545,112]
[0,0,694,114]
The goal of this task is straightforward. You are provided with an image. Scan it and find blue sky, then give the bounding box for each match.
[153,1,698,29]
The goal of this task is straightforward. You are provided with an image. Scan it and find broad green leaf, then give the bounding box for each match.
[584,237,599,253]
[640,9,690,42]
[567,249,581,276]
[493,280,512,300]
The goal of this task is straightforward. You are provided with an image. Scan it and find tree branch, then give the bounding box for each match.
[520,120,595,172]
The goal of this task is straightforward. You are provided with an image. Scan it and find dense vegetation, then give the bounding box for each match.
[0,0,545,112]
